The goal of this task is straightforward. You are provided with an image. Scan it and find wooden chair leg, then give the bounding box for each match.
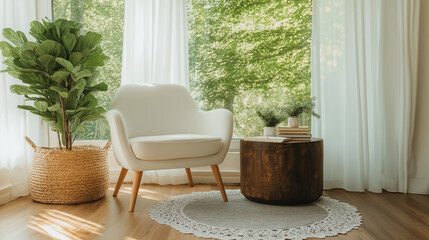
[113,167,128,197]
[129,171,143,212]
[185,168,194,187]
[210,165,228,202]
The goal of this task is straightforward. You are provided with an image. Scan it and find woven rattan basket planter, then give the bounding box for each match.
[26,137,111,204]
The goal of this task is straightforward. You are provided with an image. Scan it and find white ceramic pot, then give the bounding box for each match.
[263,126,277,137]
[288,117,300,128]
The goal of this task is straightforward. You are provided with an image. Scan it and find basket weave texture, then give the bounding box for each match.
[30,145,110,204]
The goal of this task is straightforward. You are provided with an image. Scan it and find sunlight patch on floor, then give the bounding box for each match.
[29,209,103,240]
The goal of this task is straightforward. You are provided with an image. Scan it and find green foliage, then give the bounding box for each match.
[0,18,109,149]
[53,0,124,140]
[256,107,287,127]
[284,97,320,118]
[50,0,311,139]
[187,0,313,136]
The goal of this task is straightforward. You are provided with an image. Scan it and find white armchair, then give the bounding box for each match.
[106,84,233,211]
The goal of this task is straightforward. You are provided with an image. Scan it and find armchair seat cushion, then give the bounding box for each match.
[129,134,223,160]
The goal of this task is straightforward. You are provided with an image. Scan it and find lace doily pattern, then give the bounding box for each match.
[150,190,362,240]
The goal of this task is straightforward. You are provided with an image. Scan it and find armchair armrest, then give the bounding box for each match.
[197,109,233,151]
[106,109,135,169]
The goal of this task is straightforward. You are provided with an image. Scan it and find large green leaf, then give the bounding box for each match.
[20,50,37,63]
[48,122,56,132]
[50,86,69,98]
[41,19,51,29]
[70,120,80,132]
[1,46,20,59]
[59,45,67,59]
[55,115,64,133]
[79,94,97,108]
[35,40,61,56]
[66,107,87,115]
[74,32,102,52]
[55,19,75,42]
[13,58,36,69]
[81,48,91,57]
[18,73,47,85]
[29,21,47,41]
[76,69,92,80]
[24,95,48,102]
[65,90,79,110]
[34,101,48,112]
[61,132,66,146]
[29,109,55,121]
[55,57,74,71]
[71,65,81,75]
[86,82,108,92]
[37,54,56,72]
[62,33,77,54]
[26,41,37,51]
[2,28,28,46]
[10,84,40,95]
[0,41,14,57]
[81,47,108,68]
[51,70,69,84]
[85,70,99,85]
[44,21,65,43]
[48,103,61,112]
[53,24,61,42]
[17,105,38,111]
[81,113,105,122]
[69,52,84,66]
[72,79,86,96]
[17,105,54,121]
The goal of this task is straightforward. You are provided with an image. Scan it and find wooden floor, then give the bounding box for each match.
[1,184,429,240]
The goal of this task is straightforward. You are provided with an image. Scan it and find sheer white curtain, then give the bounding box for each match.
[121,0,190,184]
[0,0,50,205]
[311,0,420,193]
[121,0,189,87]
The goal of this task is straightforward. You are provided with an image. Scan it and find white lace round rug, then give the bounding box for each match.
[150,190,362,240]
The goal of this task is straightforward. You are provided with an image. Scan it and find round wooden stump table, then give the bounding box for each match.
[240,138,323,205]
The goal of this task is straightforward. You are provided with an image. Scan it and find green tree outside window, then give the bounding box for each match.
[187,0,313,137]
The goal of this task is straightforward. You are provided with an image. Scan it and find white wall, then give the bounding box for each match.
[410,0,429,194]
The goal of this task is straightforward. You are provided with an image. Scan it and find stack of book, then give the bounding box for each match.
[244,126,312,143]
[277,126,311,141]
[244,136,292,143]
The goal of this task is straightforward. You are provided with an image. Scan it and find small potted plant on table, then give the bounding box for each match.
[284,97,320,128]
[256,107,287,136]
[0,19,110,204]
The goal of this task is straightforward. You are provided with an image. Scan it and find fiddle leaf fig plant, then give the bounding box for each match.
[0,19,109,150]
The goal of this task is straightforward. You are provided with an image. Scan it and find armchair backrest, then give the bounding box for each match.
[109,84,200,138]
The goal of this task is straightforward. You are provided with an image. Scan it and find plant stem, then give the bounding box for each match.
[56,131,62,150]
[68,130,72,150]
[72,133,77,145]
[59,96,70,150]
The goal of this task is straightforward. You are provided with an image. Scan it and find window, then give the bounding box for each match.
[187,0,313,137]
[53,0,312,139]
[53,0,124,140]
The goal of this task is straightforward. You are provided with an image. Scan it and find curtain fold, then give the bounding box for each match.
[0,0,49,205]
[121,0,190,184]
[121,0,189,87]
[311,0,420,193]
